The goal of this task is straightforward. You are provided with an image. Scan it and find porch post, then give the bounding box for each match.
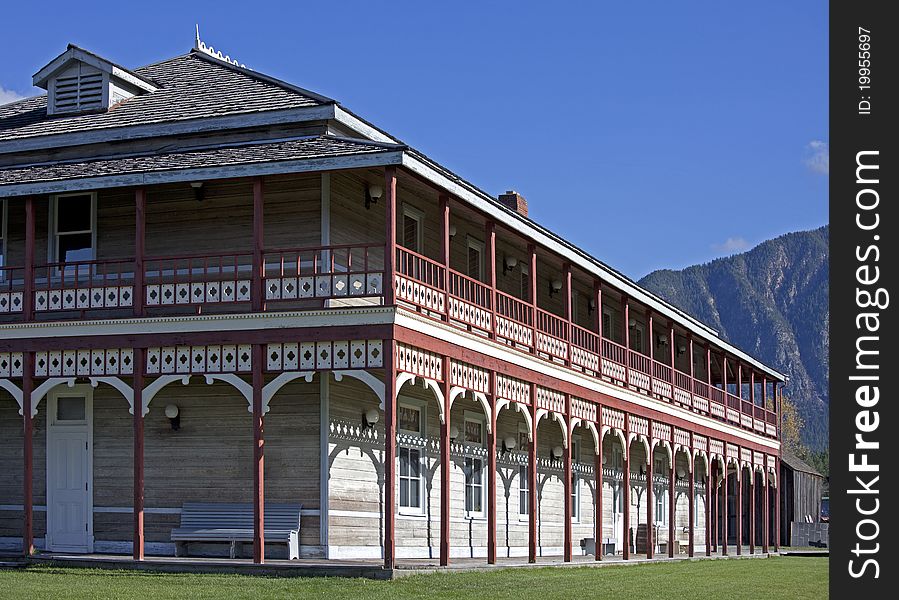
[706,458,712,556]
[749,467,756,554]
[774,455,780,551]
[647,311,653,392]
[762,462,769,553]
[563,263,572,367]
[252,343,265,564]
[439,355,451,566]
[594,281,603,339]
[134,188,146,316]
[384,340,397,569]
[528,382,538,562]
[133,348,145,560]
[710,462,717,552]
[736,461,742,555]
[439,195,450,321]
[668,443,675,558]
[721,459,728,555]
[252,178,264,312]
[645,431,653,559]
[22,352,34,556]
[622,297,630,383]
[688,443,695,557]
[562,393,572,562]
[595,408,603,561]
[384,167,397,306]
[622,414,630,560]
[487,375,497,564]
[528,245,537,355]
[23,197,35,321]
[486,221,496,340]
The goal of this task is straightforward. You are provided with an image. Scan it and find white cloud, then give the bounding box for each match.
[0,85,26,106]
[803,140,829,174]
[712,237,751,254]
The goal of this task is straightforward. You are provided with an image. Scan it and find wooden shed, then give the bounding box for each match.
[778,449,826,547]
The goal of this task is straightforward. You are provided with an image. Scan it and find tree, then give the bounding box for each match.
[780,394,806,459]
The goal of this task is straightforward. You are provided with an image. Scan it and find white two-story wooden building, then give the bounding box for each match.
[0,39,783,568]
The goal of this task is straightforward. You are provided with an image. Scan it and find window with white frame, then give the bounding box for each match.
[655,486,666,524]
[463,414,486,517]
[571,437,581,522]
[51,193,96,265]
[695,491,703,527]
[401,205,424,253]
[398,401,425,514]
[466,237,484,281]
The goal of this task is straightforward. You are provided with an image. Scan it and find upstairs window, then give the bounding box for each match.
[467,237,484,281]
[51,193,96,266]
[402,206,424,253]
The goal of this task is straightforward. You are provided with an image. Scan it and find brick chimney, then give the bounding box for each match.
[498,190,528,217]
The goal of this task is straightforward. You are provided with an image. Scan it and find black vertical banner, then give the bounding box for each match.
[831,1,898,597]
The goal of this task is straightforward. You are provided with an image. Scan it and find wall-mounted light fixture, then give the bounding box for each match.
[449,224,457,239]
[602,454,608,465]
[676,467,686,480]
[551,445,564,459]
[165,404,181,431]
[502,436,517,455]
[503,255,518,274]
[549,278,563,297]
[362,408,380,429]
[588,299,596,315]
[639,463,647,475]
[190,181,205,202]
[657,334,668,346]
[628,318,637,329]
[677,345,687,356]
[449,425,460,441]
[364,184,383,210]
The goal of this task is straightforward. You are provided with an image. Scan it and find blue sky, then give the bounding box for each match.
[0,1,828,278]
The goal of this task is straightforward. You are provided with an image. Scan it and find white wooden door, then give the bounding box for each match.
[47,389,92,553]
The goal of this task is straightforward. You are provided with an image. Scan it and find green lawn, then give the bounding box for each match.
[0,556,827,600]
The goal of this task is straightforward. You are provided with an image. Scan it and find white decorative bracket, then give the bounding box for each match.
[204,374,253,412]
[30,377,76,417]
[142,375,191,416]
[262,372,315,414]
[334,370,385,410]
[90,377,135,413]
[585,421,600,455]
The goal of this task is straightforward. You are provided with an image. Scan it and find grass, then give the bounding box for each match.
[0,556,827,600]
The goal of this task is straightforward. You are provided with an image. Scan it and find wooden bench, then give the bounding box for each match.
[171,503,302,559]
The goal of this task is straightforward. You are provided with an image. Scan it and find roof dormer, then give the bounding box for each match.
[33,44,158,116]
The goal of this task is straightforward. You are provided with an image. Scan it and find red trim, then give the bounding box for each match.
[23,197,35,322]
[383,340,397,569]
[133,189,146,317]
[22,352,34,557]
[528,382,537,563]
[622,414,630,560]
[711,463,717,552]
[132,348,145,560]
[762,469,769,553]
[252,178,265,313]
[721,466,728,555]
[749,468,756,554]
[668,458,675,558]
[735,462,742,555]
[252,343,265,564]
[706,458,712,556]
[528,245,537,356]
[384,167,397,307]
[485,221,496,341]
[562,393,572,562]
[487,379,497,564]
[688,441,695,557]
[646,426,653,559]
[774,457,780,550]
[439,355,450,566]
[595,412,603,561]
[439,195,450,321]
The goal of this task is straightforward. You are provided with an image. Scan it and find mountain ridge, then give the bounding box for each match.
[638,225,829,450]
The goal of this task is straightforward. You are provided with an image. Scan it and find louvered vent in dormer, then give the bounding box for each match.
[33,44,158,117]
[51,64,105,114]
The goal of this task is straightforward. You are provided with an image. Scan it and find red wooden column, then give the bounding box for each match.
[669,322,675,383]
[710,462,717,553]
[706,459,712,556]
[486,377,497,564]
[735,462,742,555]
[562,393,572,562]
[594,281,603,339]
[528,383,538,563]
[646,311,653,392]
[622,297,630,383]
[252,344,265,564]
[721,457,728,555]
[439,195,450,320]
[439,355,451,566]
[485,221,496,339]
[251,178,265,312]
[23,197,35,322]
[774,454,780,551]
[563,263,572,366]
[22,352,34,557]
[688,438,695,557]
[668,443,675,558]
[134,188,146,316]
[749,467,756,554]
[133,349,145,560]
[383,340,397,569]
[384,167,397,307]
[622,414,631,560]
[528,245,538,354]
[594,407,603,561]
[762,461,770,554]
[645,431,653,559]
